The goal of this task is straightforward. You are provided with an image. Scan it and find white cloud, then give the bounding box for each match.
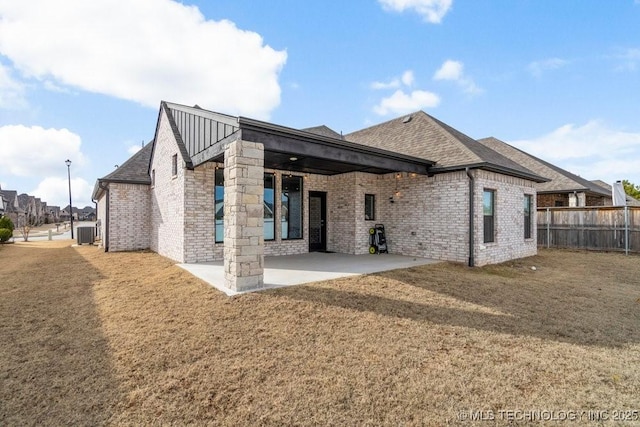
[127,144,143,156]
[613,48,640,72]
[30,176,94,209]
[511,120,640,185]
[433,59,482,94]
[0,0,287,119]
[0,62,27,109]
[373,89,440,115]
[434,60,463,80]
[0,125,86,177]
[371,69,414,90]
[527,58,569,77]
[378,0,453,23]
[401,70,415,86]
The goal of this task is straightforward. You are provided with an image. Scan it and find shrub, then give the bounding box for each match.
[0,228,12,243]
[0,216,14,232]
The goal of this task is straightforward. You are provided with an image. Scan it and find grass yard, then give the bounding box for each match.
[1,241,639,426]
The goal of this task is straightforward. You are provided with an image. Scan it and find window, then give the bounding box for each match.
[214,168,224,243]
[524,194,533,239]
[282,175,303,239]
[365,194,376,220]
[483,189,495,243]
[215,170,276,242]
[171,154,178,176]
[264,174,275,240]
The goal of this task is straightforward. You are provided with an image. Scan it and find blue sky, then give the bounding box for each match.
[1,0,639,208]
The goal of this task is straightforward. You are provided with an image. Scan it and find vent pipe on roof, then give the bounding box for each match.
[466,167,475,267]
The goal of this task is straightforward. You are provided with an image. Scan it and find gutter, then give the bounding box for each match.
[95,181,110,252]
[466,167,475,267]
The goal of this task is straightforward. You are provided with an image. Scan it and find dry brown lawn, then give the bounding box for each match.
[1,241,639,426]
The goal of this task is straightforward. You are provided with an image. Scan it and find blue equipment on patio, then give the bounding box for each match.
[369,224,388,254]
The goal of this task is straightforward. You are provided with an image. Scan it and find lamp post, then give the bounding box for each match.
[65,159,74,239]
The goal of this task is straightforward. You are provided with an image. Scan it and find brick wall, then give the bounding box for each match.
[150,109,186,262]
[473,169,538,266]
[107,183,151,251]
[183,162,218,263]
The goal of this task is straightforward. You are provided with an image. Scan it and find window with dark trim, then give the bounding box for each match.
[171,154,178,176]
[214,168,224,243]
[264,173,275,241]
[281,175,303,239]
[483,189,495,243]
[524,194,533,239]
[365,194,376,220]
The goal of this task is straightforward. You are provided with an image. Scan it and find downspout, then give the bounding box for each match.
[466,167,475,267]
[98,182,110,252]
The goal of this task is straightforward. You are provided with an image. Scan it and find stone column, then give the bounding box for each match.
[224,139,264,291]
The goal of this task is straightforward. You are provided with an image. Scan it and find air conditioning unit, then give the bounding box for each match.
[77,226,95,245]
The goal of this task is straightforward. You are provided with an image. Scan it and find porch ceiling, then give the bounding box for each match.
[203,118,435,176]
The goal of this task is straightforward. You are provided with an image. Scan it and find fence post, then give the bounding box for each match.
[546,208,551,248]
[625,206,629,256]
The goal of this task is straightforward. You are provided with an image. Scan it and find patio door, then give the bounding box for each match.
[309,191,326,252]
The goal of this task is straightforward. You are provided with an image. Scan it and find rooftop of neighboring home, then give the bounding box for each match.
[591,180,640,206]
[477,137,611,197]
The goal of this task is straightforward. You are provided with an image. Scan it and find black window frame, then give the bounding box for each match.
[365,194,376,221]
[264,173,275,241]
[483,189,495,243]
[171,154,178,176]
[524,194,533,239]
[281,175,303,240]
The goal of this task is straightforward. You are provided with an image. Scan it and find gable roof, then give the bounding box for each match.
[345,111,546,182]
[302,125,344,140]
[591,180,640,206]
[100,142,154,184]
[159,101,433,175]
[92,142,154,200]
[477,137,610,196]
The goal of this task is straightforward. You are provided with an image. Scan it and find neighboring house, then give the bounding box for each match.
[93,101,546,293]
[79,206,97,221]
[0,190,23,226]
[17,194,38,226]
[591,180,640,207]
[47,206,61,223]
[477,137,612,207]
[0,186,6,217]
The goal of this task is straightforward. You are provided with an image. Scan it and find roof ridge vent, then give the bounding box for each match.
[402,115,412,123]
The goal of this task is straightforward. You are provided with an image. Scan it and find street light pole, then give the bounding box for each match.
[65,159,74,239]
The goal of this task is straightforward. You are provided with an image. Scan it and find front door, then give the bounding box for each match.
[309,191,327,252]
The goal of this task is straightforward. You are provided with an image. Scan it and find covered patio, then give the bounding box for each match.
[178,252,439,296]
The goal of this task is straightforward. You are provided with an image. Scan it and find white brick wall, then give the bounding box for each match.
[105,183,151,251]
[150,109,186,262]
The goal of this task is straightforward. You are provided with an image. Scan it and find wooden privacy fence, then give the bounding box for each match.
[537,206,640,254]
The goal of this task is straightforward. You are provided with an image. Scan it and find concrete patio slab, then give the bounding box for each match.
[178,252,439,296]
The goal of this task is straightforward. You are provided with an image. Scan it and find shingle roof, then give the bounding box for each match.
[100,142,154,184]
[346,111,546,182]
[591,180,640,206]
[302,125,344,140]
[478,137,610,196]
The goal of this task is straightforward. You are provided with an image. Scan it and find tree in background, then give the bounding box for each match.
[622,180,640,200]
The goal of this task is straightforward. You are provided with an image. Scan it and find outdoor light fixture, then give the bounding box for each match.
[65,159,74,239]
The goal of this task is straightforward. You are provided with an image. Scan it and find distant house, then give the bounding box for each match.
[477,137,612,207]
[0,190,23,227]
[47,206,61,223]
[591,180,640,207]
[93,101,547,293]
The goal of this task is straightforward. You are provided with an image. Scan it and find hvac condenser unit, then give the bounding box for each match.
[77,226,95,245]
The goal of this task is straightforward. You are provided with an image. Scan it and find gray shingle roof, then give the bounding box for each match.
[302,125,344,140]
[478,137,610,196]
[100,142,154,184]
[346,111,546,182]
[591,180,640,206]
